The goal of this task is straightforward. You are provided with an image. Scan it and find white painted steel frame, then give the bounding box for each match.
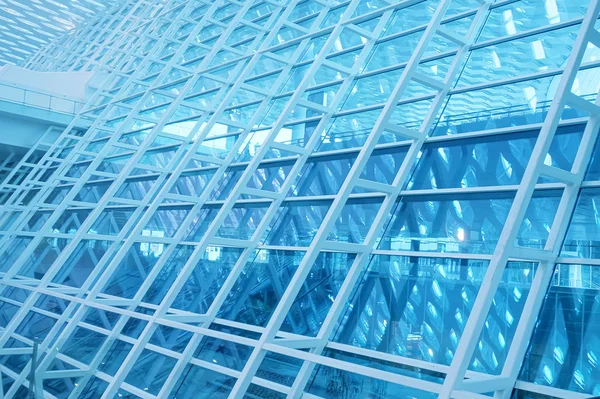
[437,0,600,397]
[1,0,600,398]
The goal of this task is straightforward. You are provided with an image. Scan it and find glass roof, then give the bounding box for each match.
[0,0,117,65]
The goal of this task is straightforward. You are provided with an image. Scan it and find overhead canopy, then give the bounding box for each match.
[0,0,117,66]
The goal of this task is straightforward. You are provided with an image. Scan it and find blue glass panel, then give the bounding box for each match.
[216,203,270,240]
[0,300,19,329]
[282,252,356,336]
[3,287,30,304]
[281,65,342,93]
[143,205,191,238]
[184,206,220,241]
[478,0,588,43]
[306,349,438,398]
[77,376,108,399]
[44,186,72,204]
[102,243,162,299]
[320,6,344,28]
[125,349,178,395]
[585,138,600,181]
[327,197,383,244]
[52,209,92,234]
[36,294,71,315]
[217,249,303,326]
[380,192,513,255]
[52,240,111,288]
[247,162,294,192]
[516,190,563,250]
[291,154,356,196]
[0,211,21,232]
[390,98,435,128]
[99,340,132,376]
[300,35,330,62]
[122,316,149,339]
[519,263,600,395]
[265,201,331,247]
[0,339,30,376]
[359,146,408,185]
[459,24,579,88]
[115,176,160,201]
[73,180,112,203]
[88,207,138,236]
[341,69,404,111]
[470,262,536,375]
[18,238,70,279]
[245,384,286,399]
[1,374,14,398]
[433,70,600,137]
[0,237,32,272]
[317,109,381,151]
[143,245,196,305]
[562,188,600,259]
[332,255,533,372]
[149,325,192,353]
[43,374,79,398]
[82,307,119,330]
[255,352,302,387]
[15,311,55,341]
[383,0,439,37]
[511,390,556,399]
[193,335,252,372]
[61,326,107,365]
[169,364,235,398]
[172,246,243,314]
[409,125,585,189]
[365,31,422,72]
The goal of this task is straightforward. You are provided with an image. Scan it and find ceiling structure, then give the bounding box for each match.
[2,0,600,398]
[0,0,117,65]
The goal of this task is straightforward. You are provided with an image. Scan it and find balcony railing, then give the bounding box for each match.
[0,81,84,116]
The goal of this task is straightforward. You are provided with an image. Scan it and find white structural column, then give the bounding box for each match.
[228,0,494,397]
[438,0,600,397]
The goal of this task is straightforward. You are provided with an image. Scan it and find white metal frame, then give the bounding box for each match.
[1,0,600,398]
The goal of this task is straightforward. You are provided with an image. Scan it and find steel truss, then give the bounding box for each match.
[1,0,600,398]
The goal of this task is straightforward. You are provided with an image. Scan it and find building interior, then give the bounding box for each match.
[0,0,599,398]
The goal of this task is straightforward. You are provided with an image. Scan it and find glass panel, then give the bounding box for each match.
[217,250,304,326]
[333,255,534,372]
[520,263,600,395]
[171,246,243,314]
[125,349,177,395]
[380,192,513,255]
[562,188,600,259]
[169,364,235,399]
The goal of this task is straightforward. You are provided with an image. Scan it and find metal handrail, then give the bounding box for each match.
[0,81,85,116]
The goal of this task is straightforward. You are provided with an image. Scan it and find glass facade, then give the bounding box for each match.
[0,0,600,398]
[0,0,119,66]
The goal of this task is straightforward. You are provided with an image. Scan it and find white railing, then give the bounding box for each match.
[0,81,84,116]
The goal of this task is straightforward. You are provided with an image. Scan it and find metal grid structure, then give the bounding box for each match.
[1,0,600,398]
[0,0,120,66]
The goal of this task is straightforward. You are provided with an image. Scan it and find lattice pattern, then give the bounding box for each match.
[0,0,118,66]
[1,0,600,398]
